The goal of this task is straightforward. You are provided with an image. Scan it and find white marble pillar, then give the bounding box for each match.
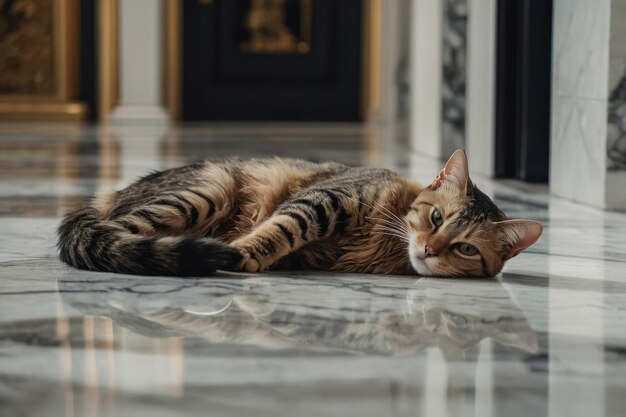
[465,0,496,177]
[607,0,626,209]
[109,0,169,121]
[372,0,412,154]
[410,0,496,176]
[551,0,626,210]
[410,0,444,160]
[440,0,468,158]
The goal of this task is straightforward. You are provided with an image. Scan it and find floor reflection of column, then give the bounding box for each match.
[475,339,494,417]
[161,129,182,170]
[83,316,100,417]
[55,311,75,417]
[103,319,116,417]
[108,126,167,189]
[96,130,121,196]
[168,338,184,397]
[57,139,80,217]
[424,347,449,416]
[446,345,480,417]
[362,120,412,171]
[362,123,382,167]
[112,324,185,398]
[548,200,605,417]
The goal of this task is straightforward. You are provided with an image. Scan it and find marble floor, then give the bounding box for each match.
[1,122,626,417]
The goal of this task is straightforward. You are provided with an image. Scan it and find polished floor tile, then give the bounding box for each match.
[0,122,625,417]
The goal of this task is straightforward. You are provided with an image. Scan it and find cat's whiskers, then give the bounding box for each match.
[369,214,410,234]
[371,224,410,243]
[370,230,410,243]
[373,217,409,233]
[356,193,409,229]
[366,214,410,236]
[371,222,407,234]
[339,193,410,234]
[372,227,408,240]
[372,224,410,243]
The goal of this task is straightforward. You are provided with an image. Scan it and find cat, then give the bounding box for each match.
[57,149,543,277]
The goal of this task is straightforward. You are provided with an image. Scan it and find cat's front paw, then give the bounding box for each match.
[241,256,260,272]
[231,242,263,272]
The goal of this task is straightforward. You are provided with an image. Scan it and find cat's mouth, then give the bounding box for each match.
[410,256,435,276]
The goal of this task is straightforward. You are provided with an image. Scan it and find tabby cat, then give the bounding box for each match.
[58,150,543,277]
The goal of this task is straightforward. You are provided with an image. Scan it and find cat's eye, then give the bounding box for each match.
[431,209,443,228]
[456,243,478,257]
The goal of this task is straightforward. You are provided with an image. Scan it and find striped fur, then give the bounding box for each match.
[58,152,543,277]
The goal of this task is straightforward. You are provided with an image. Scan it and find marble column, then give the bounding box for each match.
[373,0,412,156]
[551,0,626,210]
[410,0,497,178]
[410,0,444,160]
[607,0,626,209]
[109,0,169,121]
[441,0,468,157]
[465,0,496,177]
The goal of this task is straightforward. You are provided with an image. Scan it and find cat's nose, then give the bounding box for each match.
[426,237,447,256]
[425,244,437,257]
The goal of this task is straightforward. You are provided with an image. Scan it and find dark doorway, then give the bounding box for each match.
[79,0,98,121]
[182,0,362,121]
[495,0,553,183]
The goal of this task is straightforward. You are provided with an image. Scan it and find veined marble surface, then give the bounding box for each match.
[551,0,626,210]
[608,0,626,209]
[1,122,626,417]
[550,0,609,208]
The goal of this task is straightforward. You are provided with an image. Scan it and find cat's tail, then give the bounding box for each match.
[57,205,242,276]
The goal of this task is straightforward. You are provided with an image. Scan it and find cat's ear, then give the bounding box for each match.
[495,220,543,260]
[431,149,473,193]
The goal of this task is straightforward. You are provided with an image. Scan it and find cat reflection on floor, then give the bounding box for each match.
[58,274,538,359]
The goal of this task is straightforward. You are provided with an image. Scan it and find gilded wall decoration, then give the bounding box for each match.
[0,0,55,96]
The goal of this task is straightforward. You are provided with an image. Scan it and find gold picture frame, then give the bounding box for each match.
[0,0,86,120]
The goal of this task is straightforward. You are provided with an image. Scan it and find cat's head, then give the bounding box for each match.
[404,150,542,277]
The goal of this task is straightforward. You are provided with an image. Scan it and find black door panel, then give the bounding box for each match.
[182,0,362,121]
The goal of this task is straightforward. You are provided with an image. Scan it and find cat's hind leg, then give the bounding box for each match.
[58,163,242,276]
[108,189,230,237]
